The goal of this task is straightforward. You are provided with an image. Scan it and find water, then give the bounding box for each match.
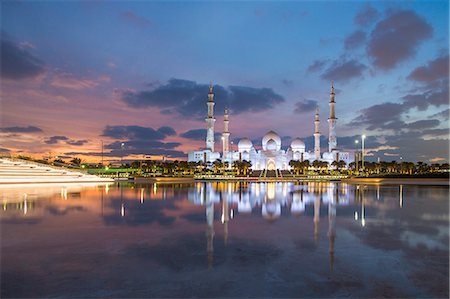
[1,181,448,298]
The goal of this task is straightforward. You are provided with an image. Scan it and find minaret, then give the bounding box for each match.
[206,83,216,152]
[328,82,337,152]
[222,108,230,162]
[314,107,321,160]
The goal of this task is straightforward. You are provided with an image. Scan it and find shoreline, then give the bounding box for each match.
[132,176,449,186]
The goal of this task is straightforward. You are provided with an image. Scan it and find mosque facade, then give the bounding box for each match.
[187,83,353,169]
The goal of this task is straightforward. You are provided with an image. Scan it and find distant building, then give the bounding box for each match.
[188,82,353,169]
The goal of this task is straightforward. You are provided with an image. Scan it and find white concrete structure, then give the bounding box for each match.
[188,82,353,169]
[188,84,221,163]
[206,83,216,152]
[0,158,113,184]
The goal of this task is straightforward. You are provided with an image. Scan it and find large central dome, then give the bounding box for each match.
[262,130,281,151]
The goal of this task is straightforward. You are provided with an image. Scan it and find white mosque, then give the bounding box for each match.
[187,83,353,170]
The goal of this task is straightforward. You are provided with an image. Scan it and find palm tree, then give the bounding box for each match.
[289,160,301,175]
[301,160,310,174]
[312,160,321,173]
[212,159,223,174]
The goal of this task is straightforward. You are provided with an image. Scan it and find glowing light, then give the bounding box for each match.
[140,188,144,204]
[355,140,359,144]
[153,184,157,194]
[362,134,366,139]
[230,209,234,219]
[121,203,125,217]
[61,187,67,200]
[399,185,403,208]
[221,214,224,223]
[105,184,109,194]
[24,200,27,215]
[105,166,109,170]
[354,211,358,220]
[362,219,365,227]
[3,202,6,211]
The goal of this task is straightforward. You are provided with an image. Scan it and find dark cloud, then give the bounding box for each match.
[344,30,366,50]
[106,140,180,151]
[120,79,284,118]
[407,55,449,84]
[402,86,449,111]
[321,59,366,83]
[354,5,379,26]
[91,125,185,158]
[1,35,45,80]
[367,10,433,70]
[102,125,175,140]
[281,79,293,86]
[294,100,317,113]
[349,102,406,131]
[44,135,69,144]
[44,135,88,146]
[180,129,221,141]
[430,109,449,121]
[66,139,88,146]
[306,60,327,73]
[0,125,43,133]
[406,119,440,130]
[157,126,176,136]
[120,11,152,27]
[422,128,450,137]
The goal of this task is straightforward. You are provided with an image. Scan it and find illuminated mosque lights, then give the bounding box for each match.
[188,82,353,169]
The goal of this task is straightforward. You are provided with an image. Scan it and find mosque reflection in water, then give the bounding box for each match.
[1,181,405,271]
[186,181,401,269]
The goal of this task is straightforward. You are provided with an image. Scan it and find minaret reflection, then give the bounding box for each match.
[328,183,337,272]
[313,191,320,244]
[204,183,214,268]
[221,188,230,245]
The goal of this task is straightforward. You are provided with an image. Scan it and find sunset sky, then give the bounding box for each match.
[1,1,449,163]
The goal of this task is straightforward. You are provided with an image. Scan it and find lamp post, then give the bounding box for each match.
[361,135,366,171]
[120,142,125,165]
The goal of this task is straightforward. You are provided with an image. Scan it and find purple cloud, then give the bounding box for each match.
[306,60,327,73]
[121,79,284,118]
[294,100,318,113]
[1,34,45,80]
[0,126,43,133]
[344,30,366,50]
[120,11,152,27]
[407,54,449,84]
[321,59,366,83]
[367,10,433,70]
[354,5,379,26]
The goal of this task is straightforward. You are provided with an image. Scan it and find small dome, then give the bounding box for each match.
[291,138,305,151]
[262,130,281,151]
[238,138,253,152]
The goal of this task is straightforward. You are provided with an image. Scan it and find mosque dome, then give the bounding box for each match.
[291,138,305,152]
[238,138,253,152]
[262,131,281,151]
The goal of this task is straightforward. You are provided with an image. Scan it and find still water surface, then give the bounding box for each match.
[1,182,448,298]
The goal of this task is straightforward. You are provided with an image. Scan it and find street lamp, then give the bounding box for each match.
[120,142,125,165]
[361,135,366,171]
